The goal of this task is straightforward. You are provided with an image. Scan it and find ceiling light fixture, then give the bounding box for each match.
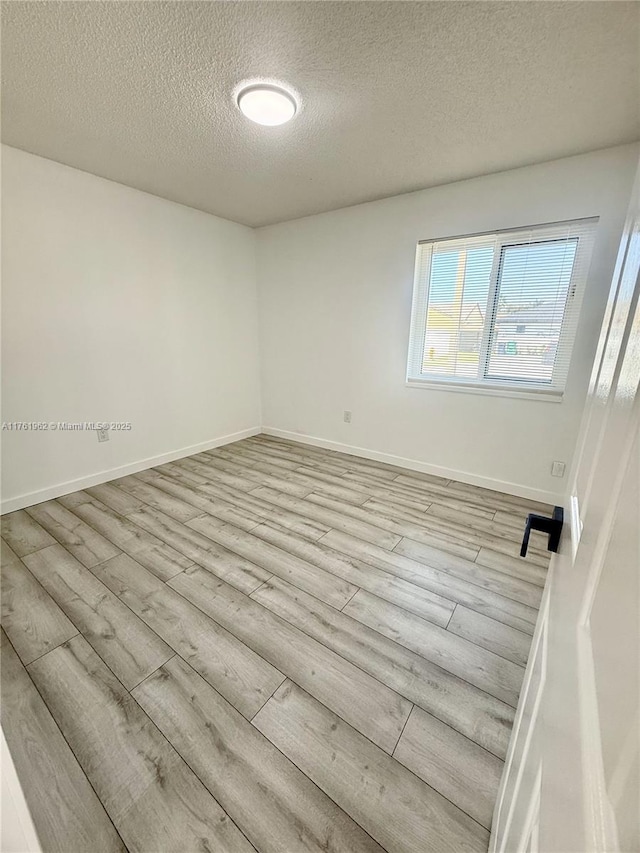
[237,84,297,126]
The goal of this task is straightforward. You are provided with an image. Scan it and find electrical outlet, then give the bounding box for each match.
[97,428,109,443]
[343,411,352,423]
[551,460,566,478]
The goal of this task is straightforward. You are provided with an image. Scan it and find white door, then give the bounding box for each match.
[490,163,640,853]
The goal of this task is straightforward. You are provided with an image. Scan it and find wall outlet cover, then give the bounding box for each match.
[343,411,352,423]
[97,429,109,443]
[551,461,566,477]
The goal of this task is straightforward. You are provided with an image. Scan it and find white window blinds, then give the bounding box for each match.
[407,218,597,396]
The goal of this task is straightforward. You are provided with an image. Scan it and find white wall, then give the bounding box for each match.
[256,145,638,503]
[1,146,261,511]
[3,144,636,510]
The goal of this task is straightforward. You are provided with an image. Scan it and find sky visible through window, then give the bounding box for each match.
[496,239,577,307]
[429,246,493,304]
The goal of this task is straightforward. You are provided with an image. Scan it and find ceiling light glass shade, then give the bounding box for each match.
[237,85,297,126]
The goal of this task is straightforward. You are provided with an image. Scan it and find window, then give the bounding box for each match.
[406,218,597,398]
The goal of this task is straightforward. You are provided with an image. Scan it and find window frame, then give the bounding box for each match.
[406,219,597,402]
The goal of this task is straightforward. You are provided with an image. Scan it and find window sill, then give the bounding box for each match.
[405,378,564,402]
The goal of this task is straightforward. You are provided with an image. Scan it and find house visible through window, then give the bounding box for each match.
[406,218,597,396]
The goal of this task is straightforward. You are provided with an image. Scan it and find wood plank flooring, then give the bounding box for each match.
[0,434,549,852]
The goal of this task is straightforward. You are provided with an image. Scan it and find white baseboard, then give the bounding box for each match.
[1,427,261,514]
[261,427,563,505]
[2,422,562,513]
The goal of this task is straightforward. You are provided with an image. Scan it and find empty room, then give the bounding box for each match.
[1,2,639,852]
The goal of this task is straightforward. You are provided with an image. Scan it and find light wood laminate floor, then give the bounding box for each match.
[1,435,551,853]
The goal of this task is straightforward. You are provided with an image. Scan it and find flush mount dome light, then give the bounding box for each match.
[237,84,297,126]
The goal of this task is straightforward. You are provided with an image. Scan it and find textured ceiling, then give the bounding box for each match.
[2,1,639,227]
